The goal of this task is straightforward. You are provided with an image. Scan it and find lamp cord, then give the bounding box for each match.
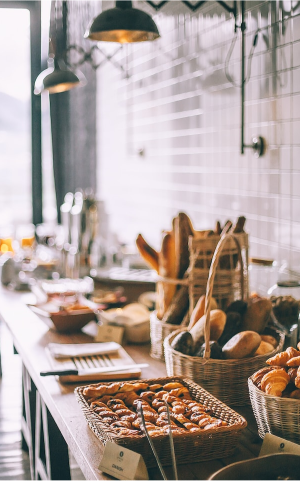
[225,27,260,88]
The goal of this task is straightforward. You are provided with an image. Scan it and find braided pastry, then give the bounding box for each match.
[139,391,156,403]
[163,382,185,391]
[168,387,190,398]
[115,428,142,436]
[111,421,132,429]
[115,409,134,417]
[184,422,201,431]
[149,384,164,392]
[114,392,140,406]
[152,399,165,409]
[261,368,290,396]
[90,401,109,409]
[120,414,137,423]
[198,416,215,428]
[107,399,125,408]
[154,391,168,399]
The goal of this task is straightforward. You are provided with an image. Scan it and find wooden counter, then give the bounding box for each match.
[0,286,262,480]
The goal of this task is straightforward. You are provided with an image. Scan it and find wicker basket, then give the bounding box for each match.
[75,376,247,468]
[248,377,300,444]
[150,310,180,360]
[188,232,249,313]
[164,233,285,406]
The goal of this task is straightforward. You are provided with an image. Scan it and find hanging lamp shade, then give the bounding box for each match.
[34,57,86,95]
[84,1,160,43]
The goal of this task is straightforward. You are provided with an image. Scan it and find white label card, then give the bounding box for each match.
[95,324,124,344]
[99,441,148,480]
[259,433,300,457]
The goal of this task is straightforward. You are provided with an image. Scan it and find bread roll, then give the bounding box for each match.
[188,295,218,329]
[254,340,274,356]
[241,298,272,333]
[189,309,226,346]
[222,331,261,359]
[260,334,278,348]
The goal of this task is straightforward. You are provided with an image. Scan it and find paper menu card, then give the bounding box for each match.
[47,342,120,359]
[259,433,300,457]
[99,441,148,480]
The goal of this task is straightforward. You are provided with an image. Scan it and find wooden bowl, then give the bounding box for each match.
[50,307,96,333]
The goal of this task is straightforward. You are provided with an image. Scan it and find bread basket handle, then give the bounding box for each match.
[203,233,245,360]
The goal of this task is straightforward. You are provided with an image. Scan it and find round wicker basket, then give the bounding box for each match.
[248,376,300,444]
[164,233,285,406]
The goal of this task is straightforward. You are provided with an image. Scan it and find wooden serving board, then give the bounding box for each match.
[45,346,142,383]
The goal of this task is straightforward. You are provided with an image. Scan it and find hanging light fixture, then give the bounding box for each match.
[34,0,86,95]
[34,55,86,95]
[84,1,160,43]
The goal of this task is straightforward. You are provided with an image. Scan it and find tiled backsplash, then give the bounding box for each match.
[96,0,300,276]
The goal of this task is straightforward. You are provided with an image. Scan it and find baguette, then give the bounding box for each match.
[136,234,159,272]
[156,231,177,317]
[162,285,189,324]
[174,212,194,280]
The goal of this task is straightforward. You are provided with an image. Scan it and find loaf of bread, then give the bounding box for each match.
[241,297,272,333]
[222,331,261,359]
[189,309,226,347]
[254,340,274,356]
[188,295,218,329]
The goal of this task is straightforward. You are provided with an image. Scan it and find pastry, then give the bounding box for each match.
[252,367,277,388]
[84,380,228,438]
[261,368,290,396]
[286,356,300,367]
[163,382,185,391]
[267,347,300,366]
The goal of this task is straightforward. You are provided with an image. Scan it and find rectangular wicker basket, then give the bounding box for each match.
[248,376,300,444]
[75,376,247,468]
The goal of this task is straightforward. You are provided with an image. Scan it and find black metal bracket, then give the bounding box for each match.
[65,44,129,77]
[146,0,236,16]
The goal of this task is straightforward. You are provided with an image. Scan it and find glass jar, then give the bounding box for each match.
[248,257,278,297]
[268,278,300,348]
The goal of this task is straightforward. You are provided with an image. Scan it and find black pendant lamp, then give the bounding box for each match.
[84,1,160,43]
[34,56,86,95]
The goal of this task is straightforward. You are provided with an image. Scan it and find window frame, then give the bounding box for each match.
[0,1,42,225]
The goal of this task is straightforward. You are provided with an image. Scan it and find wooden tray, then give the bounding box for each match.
[46,345,141,383]
[75,376,247,468]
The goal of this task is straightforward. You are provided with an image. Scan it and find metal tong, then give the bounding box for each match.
[136,400,178,480]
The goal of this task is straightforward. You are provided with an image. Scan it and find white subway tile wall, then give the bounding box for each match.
[96,0,300,273]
